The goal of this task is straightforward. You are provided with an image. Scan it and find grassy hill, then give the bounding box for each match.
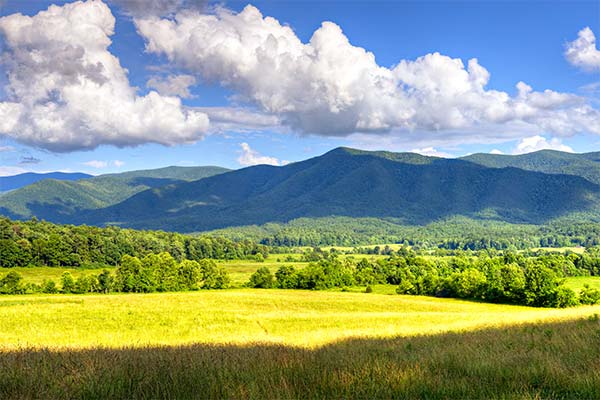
[0,166,229,220]
[79,147,600,231]
[0,172,91,193]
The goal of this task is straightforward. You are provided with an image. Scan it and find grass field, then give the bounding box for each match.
[1,290,600,398]
[0,289,599,349]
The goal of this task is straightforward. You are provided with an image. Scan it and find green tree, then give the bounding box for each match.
[61,272,76,294]
[248,267,274,288]
[0,271,24,294]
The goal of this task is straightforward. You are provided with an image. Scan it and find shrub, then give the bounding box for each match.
[579,284,600,305]
[249,267,274,288]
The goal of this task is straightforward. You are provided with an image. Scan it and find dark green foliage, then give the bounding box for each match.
[579,284,600,305]
[73,148,600,231]
[41,279,58,294]
[198,259,230,289]
[274,265,299,289]
[261,252,589,308]
[0,217,269,269]
[113,256,229,293]
[248,267,274,288]
[61,272,76,294]
[96,269,113,293]
[0,166,229,220]
[215,216,600,249]
[0,271,24,294]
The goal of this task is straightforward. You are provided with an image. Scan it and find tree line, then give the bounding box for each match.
[0,252,230,295]
[247,251,600,308]
[0,217,268,268]
[211,216,600,249]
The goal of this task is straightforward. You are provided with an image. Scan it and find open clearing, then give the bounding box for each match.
[1,289,599,349]
[1,290,600,399]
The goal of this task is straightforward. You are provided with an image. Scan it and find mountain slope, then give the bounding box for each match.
[0,172,92,192]
[461,150,600,185]
[77,147,600,232]
[0,166,229,220]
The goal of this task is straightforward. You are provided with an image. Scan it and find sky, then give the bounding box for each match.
[0,0,598,176]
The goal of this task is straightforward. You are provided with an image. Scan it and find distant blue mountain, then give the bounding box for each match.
[0,172,92,192]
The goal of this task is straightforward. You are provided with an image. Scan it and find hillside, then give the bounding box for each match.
[0,172,91,193]
[0,166,229,220]
[76,147,600,232]
[461,150,600,185]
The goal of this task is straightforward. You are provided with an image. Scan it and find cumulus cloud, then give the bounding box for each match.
[490,149,504,155]
[135,4,600,142]
[146,74,196,98]
[0,1,209,152]
[565,27,600,71]
[512,135,574,155]
[83,159,125,168]
[237,142,282,166]
[108,0,206,18]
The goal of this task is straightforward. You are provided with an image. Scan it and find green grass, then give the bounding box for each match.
[0,290,599,398]
[565,276,600,292]
[2,267,111,285]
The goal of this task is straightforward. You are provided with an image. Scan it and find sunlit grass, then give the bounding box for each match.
[0,289,599,350]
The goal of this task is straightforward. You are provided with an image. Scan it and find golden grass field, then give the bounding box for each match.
[1,289,599,350]
[1,289,600,399]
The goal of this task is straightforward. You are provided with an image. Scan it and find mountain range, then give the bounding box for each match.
[0,166,229,221]
[0,172,92,193]
[2,147,600,232]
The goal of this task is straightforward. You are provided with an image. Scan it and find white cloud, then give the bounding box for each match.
[565,27,600,71]
[237,142,282,166]
[135,4,600,143]
[195,106,281,133]
[490,149,504,155]
[83,160,108,168]
[0,145,15,152]
[410,147,453,158]
[146,74,196,98]
[83,159,125,168]
[0,1,209,152]
[512,135,574,155]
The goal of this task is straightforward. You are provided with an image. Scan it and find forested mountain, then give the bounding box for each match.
[0,172,92,192]
[74,147,600,232]
[462,150,600,184]
[0,166,229,220]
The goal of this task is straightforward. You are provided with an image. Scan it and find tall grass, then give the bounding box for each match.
[1,317,599,399]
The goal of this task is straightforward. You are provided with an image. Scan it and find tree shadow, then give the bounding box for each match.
[1,316,599,399]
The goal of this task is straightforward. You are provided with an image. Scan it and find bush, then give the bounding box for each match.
[249,267,274,288]
[550,286,579,308]
[41,279,59,294]
[275,265,299,289]
[0,271,24,294]
[365,285,373,293]
[579,284,600,305]
[61,272,76,294]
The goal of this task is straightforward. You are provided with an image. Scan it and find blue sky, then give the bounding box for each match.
[0,0,598,175]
